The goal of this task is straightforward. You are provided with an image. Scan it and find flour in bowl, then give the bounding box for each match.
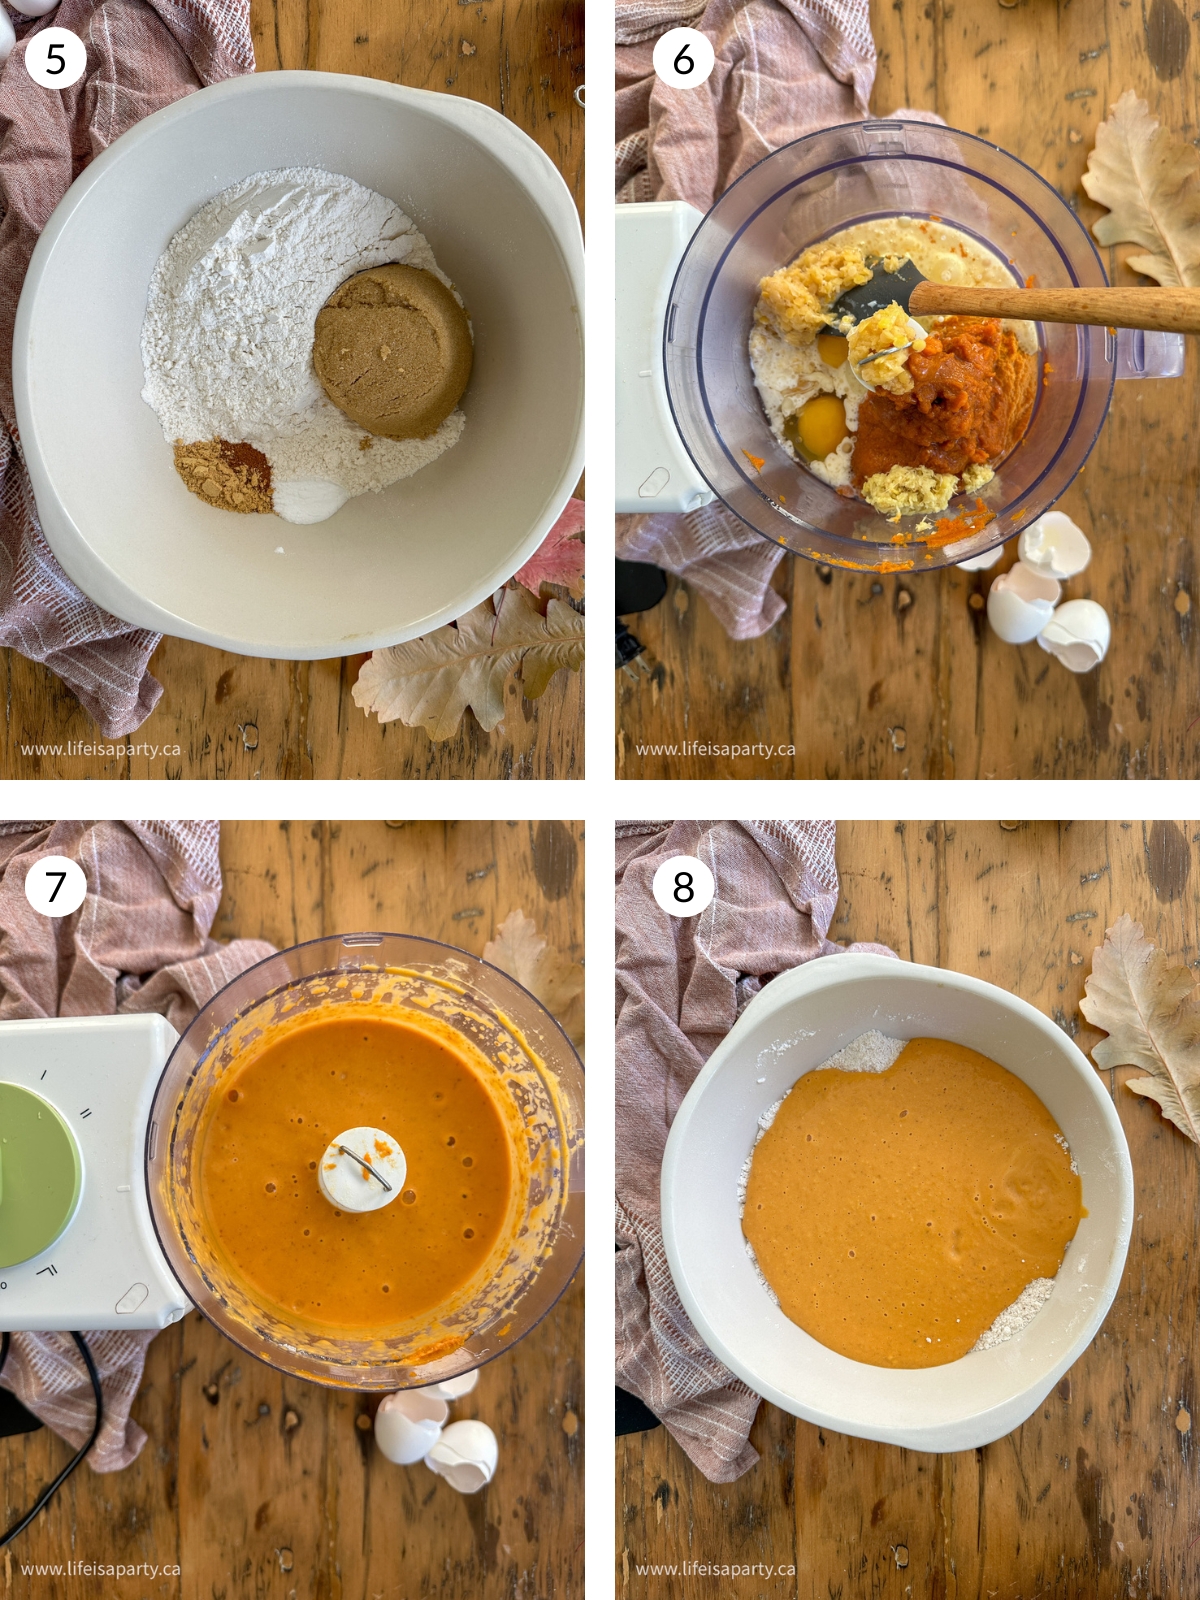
[140,167,466,524]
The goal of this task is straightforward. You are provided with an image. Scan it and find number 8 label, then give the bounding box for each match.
[652,855,716,919]
[652,28,716,91]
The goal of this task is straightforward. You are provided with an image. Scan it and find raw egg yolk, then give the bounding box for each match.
[784,394,849,462]
[817,333,849,367]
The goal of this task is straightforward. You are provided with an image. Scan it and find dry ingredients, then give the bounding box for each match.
[739,1032,1082,1366]
[141,168,470,525]
[749,217,1037,519]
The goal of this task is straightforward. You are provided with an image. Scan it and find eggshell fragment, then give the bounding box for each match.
[8,0,59,14]
[986,563,1061,644]
[374,1391,448,1465]
[1037,599,1111,672]
[420,1370,480,1402]
[1018,512,1091,580]
[0,11,14,63]
[956,544,1004,572]
[424,1420,499,1493]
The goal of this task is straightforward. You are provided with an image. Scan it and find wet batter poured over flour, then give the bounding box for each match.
[741,1038,1084,1367]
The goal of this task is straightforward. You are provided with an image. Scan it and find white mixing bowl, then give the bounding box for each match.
[13,72,584,657]
[661,953,1134,1453]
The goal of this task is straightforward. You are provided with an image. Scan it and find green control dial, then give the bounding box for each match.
[0,1085,82,1269]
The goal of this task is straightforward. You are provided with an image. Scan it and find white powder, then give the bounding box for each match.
[141,167,465,524]
[971,1275,1055,1351]
[737,1030,1063,1351]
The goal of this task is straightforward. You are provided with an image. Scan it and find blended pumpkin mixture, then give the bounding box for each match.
[196,1010,517,1336]
[742,1038,1084,1368]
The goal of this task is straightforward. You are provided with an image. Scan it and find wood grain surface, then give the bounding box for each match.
[616,1,1200,780]
[1,819,584,1598]
[0,0,584,781]
[619,819,1200,1600]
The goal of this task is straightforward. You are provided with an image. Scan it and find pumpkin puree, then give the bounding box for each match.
[852,316,1037,485]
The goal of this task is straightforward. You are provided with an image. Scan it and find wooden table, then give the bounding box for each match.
[617,2,1200,780]
[1,819,585,1598]
[619,819,1200,1599]
[0,1,584,780]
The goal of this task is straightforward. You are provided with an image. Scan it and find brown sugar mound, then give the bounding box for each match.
[174,438,273,513]
[312,263,473,441]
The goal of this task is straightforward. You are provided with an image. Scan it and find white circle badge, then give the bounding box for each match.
[652,855,716,919]
[24,855,87,918]
[652,27,715,90]
[25,27,87,90]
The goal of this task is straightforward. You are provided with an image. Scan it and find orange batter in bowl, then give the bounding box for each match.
[196,1010,519,1338]
[742,1038,1084,1369]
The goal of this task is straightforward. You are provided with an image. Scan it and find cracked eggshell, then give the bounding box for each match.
[986,563,1061,644]
[955,543,1005,572]
[374,1391,449,1465]
[1018,512,1091,580]
[424,1420,499,1493]
[1037,598,1111,672]
[420,1370,480,1402]
[0,11,13,63]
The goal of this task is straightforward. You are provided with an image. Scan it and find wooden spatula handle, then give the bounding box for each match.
[908,281,1200,334]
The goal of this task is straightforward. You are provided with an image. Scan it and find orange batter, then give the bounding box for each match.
[196,1011,517,1336]
[742,1038,1083,1368]
[852,316,1036,482]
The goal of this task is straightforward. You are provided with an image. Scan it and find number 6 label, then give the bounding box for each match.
[25,855,87,918]
[652,854,716,919]
[25,28,88,90]
[652,28,716,91]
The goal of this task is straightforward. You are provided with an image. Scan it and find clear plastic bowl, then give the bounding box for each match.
[664,119,1118,571]
[146,933,584,1390]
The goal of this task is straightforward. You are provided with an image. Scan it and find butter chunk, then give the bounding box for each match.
[756,245,873,345]
[847,303,927,395]
[862,464,958,517]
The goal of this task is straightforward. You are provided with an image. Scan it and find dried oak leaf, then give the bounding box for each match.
[513,498,585,596]
[352,588,584,739]
[1079,912,1200,1147]
[483,908,584,1046]
[1081,90,1200,286]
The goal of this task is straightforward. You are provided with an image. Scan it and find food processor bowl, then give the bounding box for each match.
[147,934,583,1390]
[665,119,1129,571]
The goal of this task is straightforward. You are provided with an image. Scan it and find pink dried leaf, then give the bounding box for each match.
[513,498,585,594]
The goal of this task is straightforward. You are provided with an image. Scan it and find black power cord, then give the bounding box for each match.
[0,1331,103,1548]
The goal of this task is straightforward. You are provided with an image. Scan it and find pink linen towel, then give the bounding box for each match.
[615,0,873,637]
[0,0,253,736]
[0,819,273,1469]
[615,819,894,1480]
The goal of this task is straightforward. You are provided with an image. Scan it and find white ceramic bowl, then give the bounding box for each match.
[13,72,584,657]
[661,953,1134,1453]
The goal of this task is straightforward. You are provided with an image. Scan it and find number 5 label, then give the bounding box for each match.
[652,28,716,91]
[25,28,88,90]
[25,855,87,918]
[652,854,716,919]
